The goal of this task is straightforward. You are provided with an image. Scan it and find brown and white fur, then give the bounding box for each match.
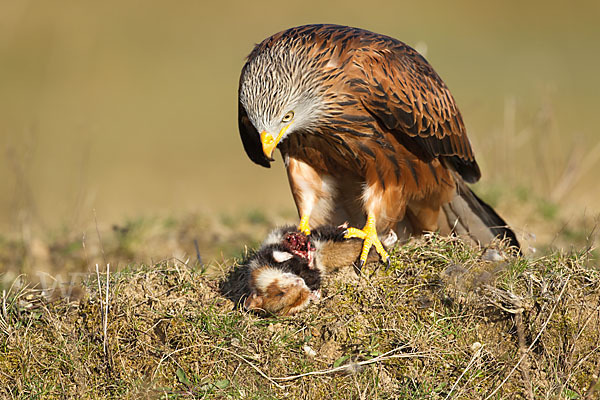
[244,225,397,315]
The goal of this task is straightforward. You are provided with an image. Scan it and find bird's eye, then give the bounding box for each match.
[282,111,294,123]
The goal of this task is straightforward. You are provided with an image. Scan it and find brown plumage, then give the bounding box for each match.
[238,24,519,263]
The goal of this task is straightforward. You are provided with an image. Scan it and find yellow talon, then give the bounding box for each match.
[298,214,311,235]
[344,213,389,270]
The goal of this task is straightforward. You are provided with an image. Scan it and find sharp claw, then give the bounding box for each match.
[354,260,364,275]
[384,257,391,270]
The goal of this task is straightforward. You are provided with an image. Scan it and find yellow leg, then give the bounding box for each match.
[344,212,390,271]
[298,214,311,235]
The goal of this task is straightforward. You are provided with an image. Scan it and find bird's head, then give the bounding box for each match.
[238,43,327,162]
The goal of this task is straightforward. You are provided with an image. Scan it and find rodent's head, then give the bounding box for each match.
[245,267,316,315]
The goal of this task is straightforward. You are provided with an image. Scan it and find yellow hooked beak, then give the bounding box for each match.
[260,123,292,160]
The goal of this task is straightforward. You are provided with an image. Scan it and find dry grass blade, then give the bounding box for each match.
[152,343,286,389]
[95,263,103,350]
[484,277,571,400]
[445,344,484,400]
[584,358,600,400]
[515,312,534,400]
[103,263,110,355]
[212,345,286,389]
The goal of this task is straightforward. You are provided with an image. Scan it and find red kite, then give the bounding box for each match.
[238,24,519,268]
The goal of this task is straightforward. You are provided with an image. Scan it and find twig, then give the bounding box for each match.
[152,343,429,389]
[213,345,286,389]
[445,345,484,400]
[484,277,570,400]
[273,347,432,382]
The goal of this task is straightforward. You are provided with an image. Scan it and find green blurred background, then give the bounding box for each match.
[1,0,599,235]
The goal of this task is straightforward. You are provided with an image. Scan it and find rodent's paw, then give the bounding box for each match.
[335,224,349,240]
[381,229,398,248]
[279,273,308,289]
[292,276,306,287]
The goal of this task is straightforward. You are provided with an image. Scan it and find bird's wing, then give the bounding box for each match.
[350,43,481,183]
[238,99,271,168]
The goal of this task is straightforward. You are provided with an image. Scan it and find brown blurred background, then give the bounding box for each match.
[1,0,599,237]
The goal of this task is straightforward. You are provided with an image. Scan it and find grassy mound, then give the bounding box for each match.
[1,235,599,399]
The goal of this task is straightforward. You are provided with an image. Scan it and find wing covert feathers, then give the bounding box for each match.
[351,40,481,183]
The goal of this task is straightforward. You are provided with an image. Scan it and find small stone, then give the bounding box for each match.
[482,249,503,262]
[303,345,317,357]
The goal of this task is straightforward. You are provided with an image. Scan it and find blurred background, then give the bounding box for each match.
[1,0,599,276]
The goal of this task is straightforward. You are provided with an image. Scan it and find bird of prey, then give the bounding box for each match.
[238,24,519,268]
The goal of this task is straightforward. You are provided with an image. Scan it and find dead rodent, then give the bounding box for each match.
[244,225,397,316]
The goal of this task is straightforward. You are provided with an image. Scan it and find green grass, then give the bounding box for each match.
[0,185,597,399]
[1,233,599,399]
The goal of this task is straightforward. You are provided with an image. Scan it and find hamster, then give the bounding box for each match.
[244,225,397,315]
[243,225,322,316]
